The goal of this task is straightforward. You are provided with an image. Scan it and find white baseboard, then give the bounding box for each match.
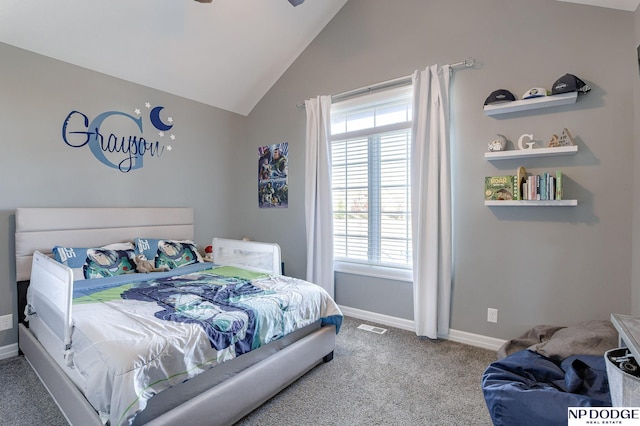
[0,343,19,360]
[339,306,415,332]
[0,309,505,359]
[446,329,506,352]
[338,305,506,352]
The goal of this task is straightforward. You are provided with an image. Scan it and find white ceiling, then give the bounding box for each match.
[0,0,635,116]
[0,0,347,116]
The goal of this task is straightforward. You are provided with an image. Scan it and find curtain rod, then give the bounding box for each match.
[296,57,476,109]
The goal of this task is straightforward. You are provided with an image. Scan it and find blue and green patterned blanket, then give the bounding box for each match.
[69,264,342,425]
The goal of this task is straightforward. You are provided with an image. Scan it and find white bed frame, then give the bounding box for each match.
[15,207,336,426]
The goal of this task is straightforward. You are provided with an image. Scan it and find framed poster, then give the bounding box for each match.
[258,142,288,208]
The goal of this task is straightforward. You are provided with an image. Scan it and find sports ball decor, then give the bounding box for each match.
[488,134,507,152]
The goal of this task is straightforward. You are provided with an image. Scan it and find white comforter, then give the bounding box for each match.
[64,264,342,425]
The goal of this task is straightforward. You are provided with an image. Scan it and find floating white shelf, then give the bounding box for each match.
[484,200,577,207]
[483,92,577,116]
[485,145,578,160]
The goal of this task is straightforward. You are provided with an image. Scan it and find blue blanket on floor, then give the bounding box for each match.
[482,350,611,426]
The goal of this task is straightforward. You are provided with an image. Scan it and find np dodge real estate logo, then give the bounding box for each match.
[62,103,176,173]
[568,408,640,425]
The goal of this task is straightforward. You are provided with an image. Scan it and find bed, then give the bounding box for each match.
[15,207,342,426]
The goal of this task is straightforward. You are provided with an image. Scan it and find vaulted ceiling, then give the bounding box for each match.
[0,0,635,116]
[0,0,348,116]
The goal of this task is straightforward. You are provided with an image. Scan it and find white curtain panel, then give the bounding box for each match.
[304,95,335,298]
[411,65,452,339]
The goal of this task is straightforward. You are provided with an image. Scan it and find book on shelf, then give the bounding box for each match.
[540,172,548,200]
[485,170,565,202]
[556,170,563,200]
[516,170,563,201]
[529,175,539,200]
[545,174,556,201]
[485,175,518,201]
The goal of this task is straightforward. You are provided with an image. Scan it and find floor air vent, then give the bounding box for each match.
[357,324,388,334]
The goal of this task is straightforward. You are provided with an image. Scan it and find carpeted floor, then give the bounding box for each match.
[0,354,68,425]
[237,316,496,425]
[0,316,497,425]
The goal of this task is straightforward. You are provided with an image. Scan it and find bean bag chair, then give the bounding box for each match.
[482,349,611,426]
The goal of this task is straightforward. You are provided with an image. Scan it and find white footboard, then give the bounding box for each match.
[28,251,74,352]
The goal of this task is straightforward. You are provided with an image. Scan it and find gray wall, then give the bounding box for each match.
[242,0,636,339]
[0,42,246,347]
[633,3,640,317]
[1,0,637,347]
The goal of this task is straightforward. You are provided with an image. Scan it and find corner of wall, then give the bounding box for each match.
[632,6,640,316]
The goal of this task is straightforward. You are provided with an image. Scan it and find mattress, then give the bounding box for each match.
[26,262,342,425]
[28,310,323,425]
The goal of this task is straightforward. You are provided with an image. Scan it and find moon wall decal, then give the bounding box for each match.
[149,106,173,131]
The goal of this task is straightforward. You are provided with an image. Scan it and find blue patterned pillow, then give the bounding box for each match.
[53,243,136,280]
[134,238,203,270]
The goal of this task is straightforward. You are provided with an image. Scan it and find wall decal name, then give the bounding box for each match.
[62,103,176,173]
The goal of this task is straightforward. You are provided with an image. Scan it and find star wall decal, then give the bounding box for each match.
[133,102,177,155]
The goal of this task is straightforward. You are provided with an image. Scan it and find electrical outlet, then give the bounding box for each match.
[0,314,13,331]
[487,308,498,324]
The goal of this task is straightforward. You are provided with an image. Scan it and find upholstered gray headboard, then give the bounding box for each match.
[15,207,195,281]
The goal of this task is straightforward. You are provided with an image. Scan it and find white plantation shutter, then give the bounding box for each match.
[330,86,412,270]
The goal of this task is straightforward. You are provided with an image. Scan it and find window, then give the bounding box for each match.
[330,86,413,278]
